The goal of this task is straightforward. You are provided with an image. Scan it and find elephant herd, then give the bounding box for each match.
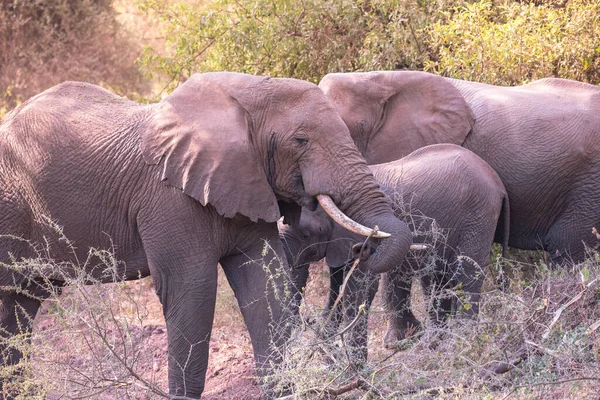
[0,70,598,398]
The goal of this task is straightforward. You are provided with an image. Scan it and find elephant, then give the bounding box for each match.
[280,144,509,355]
[0,72,414,399]
[319,71,600,264]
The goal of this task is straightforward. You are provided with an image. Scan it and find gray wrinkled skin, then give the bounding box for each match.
[281,144,509,356]
[0,72,413,398]
[320,71,600,264]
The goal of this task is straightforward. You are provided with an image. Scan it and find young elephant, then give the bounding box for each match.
[281,144,509,352]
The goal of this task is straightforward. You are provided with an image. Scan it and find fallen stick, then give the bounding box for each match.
[542,277,599,340]
[276,378,369,399]
[586,318,600,335]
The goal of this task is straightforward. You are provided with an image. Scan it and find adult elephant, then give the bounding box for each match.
[319,71,600,264]
[0,72,413,399]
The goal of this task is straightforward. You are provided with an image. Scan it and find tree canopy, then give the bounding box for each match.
[1,0,598,110]
[137,0,600,93]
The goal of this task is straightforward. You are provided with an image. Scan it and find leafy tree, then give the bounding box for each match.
[426,0,600,85]
[138,0,600,91]
[137,0,447,91]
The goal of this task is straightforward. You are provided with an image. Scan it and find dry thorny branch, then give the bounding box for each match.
[0,222,168,399]
[0,217,599,398]
[268,201,600,398]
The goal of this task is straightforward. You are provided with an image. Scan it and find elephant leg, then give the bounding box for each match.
[219,234,295,398]
[145,243,219,399]
[544,209,600,266]
[382,267,421,348]
[341,267,379,364]
[321,265,345,337]
[290,264,309,309]
[421,271,453,328]
[453,256,487,318]
[0,291,43,394]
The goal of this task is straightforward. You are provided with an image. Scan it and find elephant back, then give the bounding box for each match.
[369,144,506,241]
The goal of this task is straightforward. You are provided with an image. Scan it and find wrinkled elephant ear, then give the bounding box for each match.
[139,75,280,223]
[372,71,474,161]
[321,71,474,164]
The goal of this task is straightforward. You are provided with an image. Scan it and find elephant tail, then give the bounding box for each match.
[497,192,511,291]
[500,193,510,258]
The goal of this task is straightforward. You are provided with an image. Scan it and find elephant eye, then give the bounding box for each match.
[295,137,308,146]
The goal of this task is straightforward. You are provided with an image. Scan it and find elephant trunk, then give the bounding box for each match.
[302,142,412,274]
[323,181,412,274]
[353,213,412,274]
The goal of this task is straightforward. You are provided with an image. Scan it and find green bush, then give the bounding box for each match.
[138,0,600,91]
[425,0,600,85]
[136,0,452,91]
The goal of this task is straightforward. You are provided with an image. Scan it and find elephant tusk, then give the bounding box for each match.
[410,243,430,251]
[316,194,391,238]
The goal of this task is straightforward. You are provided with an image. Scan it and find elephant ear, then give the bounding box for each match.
[139,76,280,223]
[371,71,474,162]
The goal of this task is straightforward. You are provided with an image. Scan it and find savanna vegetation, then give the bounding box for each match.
[3,0,599,108]
[0,0,598,398]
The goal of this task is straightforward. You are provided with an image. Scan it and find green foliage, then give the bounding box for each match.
[138,0,600,92]
[425,0,600,85]
[136,0,450,91]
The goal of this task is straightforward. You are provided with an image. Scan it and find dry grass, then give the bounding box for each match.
[269,252,600,399]
[0,223,597,399]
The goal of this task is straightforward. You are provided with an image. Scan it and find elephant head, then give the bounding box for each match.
[140,72,412,273]
[318,71,475,164]
[280,204,385,273]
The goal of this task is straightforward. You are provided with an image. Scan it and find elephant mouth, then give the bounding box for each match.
[276,191,317,211]
[298,195,318,210]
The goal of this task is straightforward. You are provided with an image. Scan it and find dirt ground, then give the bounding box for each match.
[31,263,336,399]
[28,258,600,400]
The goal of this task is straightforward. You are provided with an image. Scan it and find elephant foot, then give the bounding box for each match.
[318,310,342,340]
[383,318,423,349]
[346,345,368,367]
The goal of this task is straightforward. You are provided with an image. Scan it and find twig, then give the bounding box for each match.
[501,376,600,400]
[278,378,370,399]
[325,226,380,324]
[524,340,559,358]
[542,277,599,340]
[308,305,366,349]
[325,257,360,323]
[586,318,600,335]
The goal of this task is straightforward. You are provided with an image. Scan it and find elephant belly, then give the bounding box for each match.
[465,124,600,256]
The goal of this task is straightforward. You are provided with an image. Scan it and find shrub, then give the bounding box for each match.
[270,242,600,399]
[136,0,453,90]
[0,0,149,113]
[138,0,600,91]
[425,0,600,85]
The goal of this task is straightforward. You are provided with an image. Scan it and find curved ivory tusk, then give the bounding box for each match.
[410,243,430,251]
[316,194,391,238]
